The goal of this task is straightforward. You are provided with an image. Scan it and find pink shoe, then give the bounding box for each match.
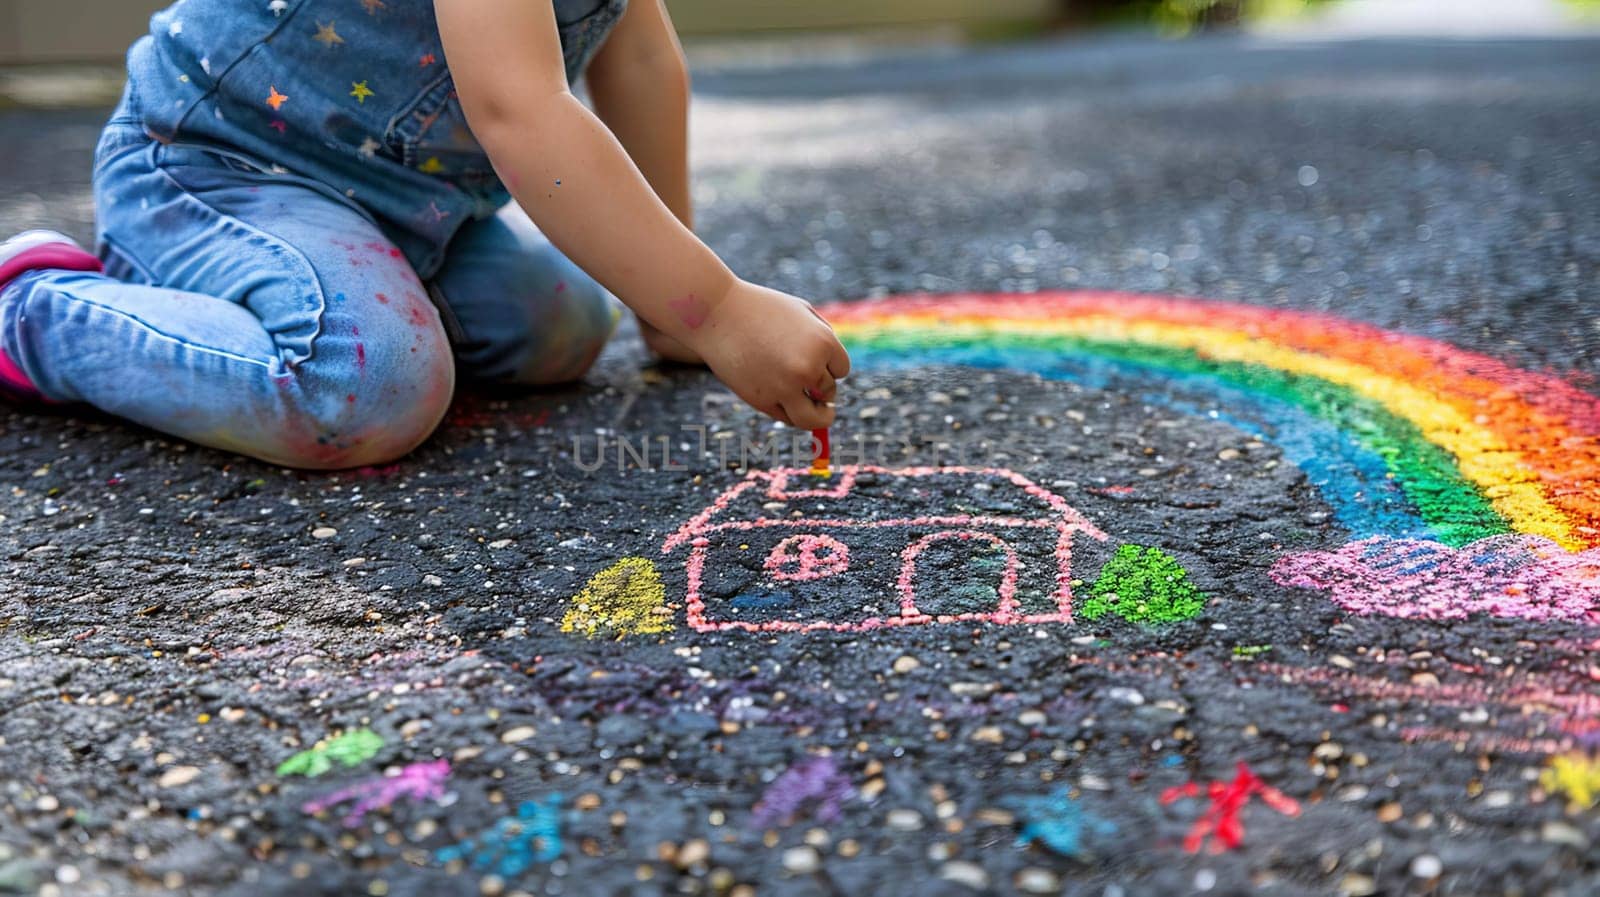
[0,230,102,402]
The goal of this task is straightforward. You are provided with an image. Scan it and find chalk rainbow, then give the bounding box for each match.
[827,292,1600,551]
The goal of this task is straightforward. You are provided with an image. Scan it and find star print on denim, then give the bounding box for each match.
[350,81,374,104]
[361,0,387,14]
[313,22,344,48]
[268,0,286,15]
[358,137,380,158]
[265,86,288,110]
[419,53,437,67]
[419,157,444,174]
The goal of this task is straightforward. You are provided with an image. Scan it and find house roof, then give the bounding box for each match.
[662,465,1105,552]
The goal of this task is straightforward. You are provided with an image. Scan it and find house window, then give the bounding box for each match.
[765,533,851,582]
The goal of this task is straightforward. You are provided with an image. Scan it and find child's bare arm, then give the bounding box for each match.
[437,0,847,427]
[585,0,703,364]
[437,0,723,339]
[587,0,692,229]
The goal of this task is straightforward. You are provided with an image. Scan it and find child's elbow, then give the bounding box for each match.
[462,85,569,148]
[656,48,690,91]
[595,45,690,98]
[642,54,692,106]
[668,56,691,97]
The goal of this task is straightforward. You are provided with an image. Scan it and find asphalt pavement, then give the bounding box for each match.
[1,27,1598,897]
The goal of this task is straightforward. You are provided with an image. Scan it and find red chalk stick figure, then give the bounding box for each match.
[1160,762,1300,853]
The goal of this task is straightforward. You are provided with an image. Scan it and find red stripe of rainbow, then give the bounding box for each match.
[827,292,1600,550]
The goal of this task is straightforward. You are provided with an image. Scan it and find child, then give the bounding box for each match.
[0,0,849,469]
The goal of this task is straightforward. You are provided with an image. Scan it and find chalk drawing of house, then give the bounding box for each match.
[661,465,1109,633]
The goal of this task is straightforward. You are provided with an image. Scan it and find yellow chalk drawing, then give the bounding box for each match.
[1541,752,1600,812]
[560,557,674,639]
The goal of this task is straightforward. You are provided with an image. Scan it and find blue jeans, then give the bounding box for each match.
[0,115,618,469]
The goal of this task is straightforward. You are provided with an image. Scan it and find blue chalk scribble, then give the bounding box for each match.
[730,590,795,612]
[436,795,563,877]
[1001,786,1116,859]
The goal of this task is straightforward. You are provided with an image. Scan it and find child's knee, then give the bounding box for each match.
[271,327,456,469]
[523,279,618,385]
[469,276,618,386]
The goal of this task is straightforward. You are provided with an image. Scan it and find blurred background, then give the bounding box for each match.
[2,0,1597,363]
[4,0,1599,67]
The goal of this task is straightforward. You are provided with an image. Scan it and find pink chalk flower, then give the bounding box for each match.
[1269,535,1600,622]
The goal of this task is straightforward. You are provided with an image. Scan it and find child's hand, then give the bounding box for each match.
[692,281,850,429]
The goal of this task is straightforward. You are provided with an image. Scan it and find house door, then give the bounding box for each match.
[896,530,1019,621]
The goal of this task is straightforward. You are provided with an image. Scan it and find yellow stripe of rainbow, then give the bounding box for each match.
[827,293,1600,550]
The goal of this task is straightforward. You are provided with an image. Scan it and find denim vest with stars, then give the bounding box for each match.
[124,0,627,275]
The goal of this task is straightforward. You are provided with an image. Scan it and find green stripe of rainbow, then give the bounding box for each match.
[827,292,1600,551]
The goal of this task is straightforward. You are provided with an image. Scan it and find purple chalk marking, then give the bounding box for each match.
[751,757,853,829]
[301,759,451,827]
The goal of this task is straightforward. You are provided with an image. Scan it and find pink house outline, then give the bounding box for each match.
[661,465,1109,633]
